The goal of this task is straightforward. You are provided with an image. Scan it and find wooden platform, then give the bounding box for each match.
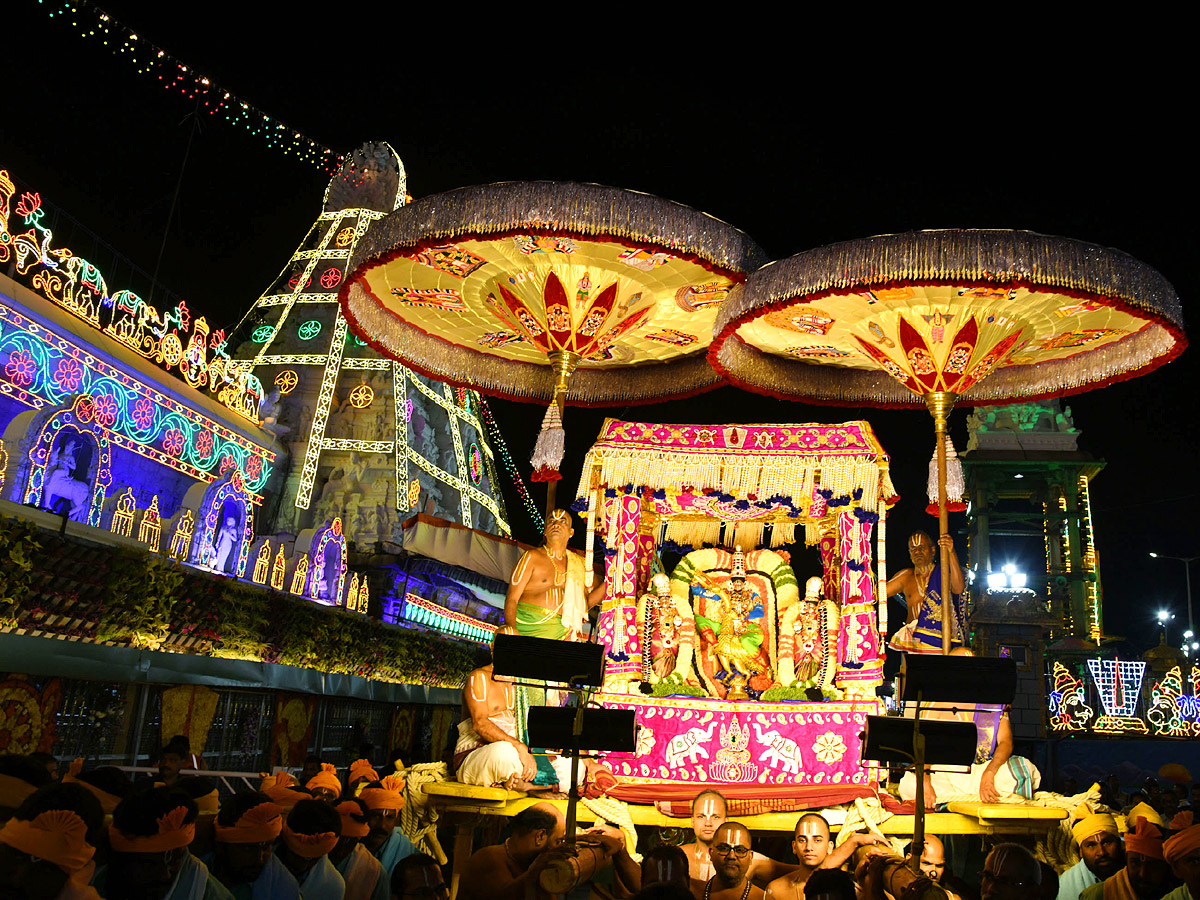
[423,782,1067,898]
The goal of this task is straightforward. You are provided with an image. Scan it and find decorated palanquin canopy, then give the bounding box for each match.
[709,229,1185,407]
[341,181,768,405]
[573,418,897,550]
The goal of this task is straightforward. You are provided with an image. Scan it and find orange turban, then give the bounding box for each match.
[260,773,310,810]
[282,824,339,858]
[194,789,219,816]
[109,805,196,853]
[0,809,96,873]
[348,759,379,785]
[1125,817,1165,861]
[0,773,37,810]
[260,771,297,791]
[306,763,342,798]
[214,801,283,844]
[334,801,370,839]
[1170,811,1195,832]
[62,758,122,815]
[1164,824,1200,866]
[360,775,405,812]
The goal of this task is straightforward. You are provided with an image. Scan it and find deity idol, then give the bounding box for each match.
[640,573,691,680]
[44,434,92,521]
[696,547,766,700]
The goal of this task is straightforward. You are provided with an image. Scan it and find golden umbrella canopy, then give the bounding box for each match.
[710,229,1184,407]
[710,229,1185,651]
[342,181,768,407]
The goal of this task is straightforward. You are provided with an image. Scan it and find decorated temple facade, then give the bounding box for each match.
[0,147,522,771]
[0,148,513,626]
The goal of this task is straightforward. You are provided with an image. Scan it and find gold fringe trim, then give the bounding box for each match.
[352,181,769,277]
[576,449,890,511]
[715,229,1183,406]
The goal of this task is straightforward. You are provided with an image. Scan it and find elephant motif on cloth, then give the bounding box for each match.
[663,721,717,767]
[753,722,805,774]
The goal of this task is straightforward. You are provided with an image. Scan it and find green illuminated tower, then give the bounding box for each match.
[962,399,1105,641]
[225,142,509,545]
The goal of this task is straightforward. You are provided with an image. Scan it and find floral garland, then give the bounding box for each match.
[1,515,476,689]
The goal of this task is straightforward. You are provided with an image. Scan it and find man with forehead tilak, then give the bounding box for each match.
[764,813,887,899]
[887,531,966,654]
[1058,808,1127,900]
[684,793,877,897]
[1080,812,1176,900]
[504,509,604,641]
[706,822,769,900]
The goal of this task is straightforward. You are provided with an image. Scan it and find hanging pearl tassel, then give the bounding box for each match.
[529,402,565,482]
[584,486,597,591]
[926,434,967,515]
[877,495,888,636]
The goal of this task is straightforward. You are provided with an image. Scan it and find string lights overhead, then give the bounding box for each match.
[42,1,342,172]
[478,397,544,532]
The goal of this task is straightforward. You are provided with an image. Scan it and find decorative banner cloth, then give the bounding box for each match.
[575,419,896,519]
[161,685,219,754]
[271,693,317,769]
[0,676,63,754]
[596,693,879,788]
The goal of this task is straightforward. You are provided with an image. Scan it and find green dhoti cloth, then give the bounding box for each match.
[515,601,567,640]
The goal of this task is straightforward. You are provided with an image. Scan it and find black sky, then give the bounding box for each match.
[2,3,1196,650]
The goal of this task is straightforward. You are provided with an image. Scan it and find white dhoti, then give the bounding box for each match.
[898,756,1041,804]
[454,715,522,786]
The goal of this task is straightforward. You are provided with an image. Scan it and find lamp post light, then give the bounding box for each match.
[1157,609,1175,644]
[1149,553,1197,635]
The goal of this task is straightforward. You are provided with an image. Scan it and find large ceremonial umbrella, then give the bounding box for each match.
[710,229,1186,650]
[341,181,766,508]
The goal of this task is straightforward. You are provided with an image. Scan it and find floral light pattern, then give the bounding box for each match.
[162,428,185,457]
[5,349,36,387]
[53,357,83,391]
[93,394,118,427]
[132,397,155,429]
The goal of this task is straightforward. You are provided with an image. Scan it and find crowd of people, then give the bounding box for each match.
[0,741,435,900]
[4,739,1199,900]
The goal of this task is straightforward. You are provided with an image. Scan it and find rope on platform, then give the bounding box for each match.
[580,795,642,863]
[835,796,894,849]
[401,762,451,864]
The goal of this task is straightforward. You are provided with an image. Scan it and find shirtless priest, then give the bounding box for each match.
[453,632,546,791]
[504,509,604,641]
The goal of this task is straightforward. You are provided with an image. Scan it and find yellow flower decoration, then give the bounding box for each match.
[812,731,846,765]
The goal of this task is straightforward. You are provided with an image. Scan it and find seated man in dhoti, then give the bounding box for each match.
[453,635,556,792]
[898,649,1041,808]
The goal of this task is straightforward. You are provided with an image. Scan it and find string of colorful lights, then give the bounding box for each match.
[41,1,341,172]
[478,396,543,532]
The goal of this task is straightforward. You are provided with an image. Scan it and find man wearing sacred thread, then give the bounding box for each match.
[504,509,604,641]
[887,531,966,654]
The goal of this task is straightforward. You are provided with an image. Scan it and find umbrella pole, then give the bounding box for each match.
[925,391,957,656]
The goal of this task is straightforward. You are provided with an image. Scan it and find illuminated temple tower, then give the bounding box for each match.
[962,399,1105,640]
[224,142,509,547]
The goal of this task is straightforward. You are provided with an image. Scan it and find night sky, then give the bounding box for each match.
[3,3,1195,651]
